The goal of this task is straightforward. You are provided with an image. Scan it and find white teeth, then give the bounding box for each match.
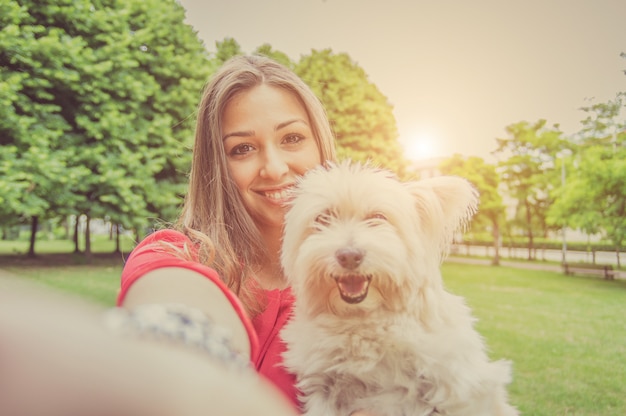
[266,190,289,200]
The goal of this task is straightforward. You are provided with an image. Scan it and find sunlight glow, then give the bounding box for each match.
[403,133,439,161]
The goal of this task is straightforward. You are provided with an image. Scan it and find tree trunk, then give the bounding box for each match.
[73,215,81,253]
[525,199,534,260]
[84,213,92,259]
[616,247,621,269]
[491,220,500,266]
[114,224,121,254]
[27,215,38,258]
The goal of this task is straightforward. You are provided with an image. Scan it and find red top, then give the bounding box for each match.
[116,229,297,408]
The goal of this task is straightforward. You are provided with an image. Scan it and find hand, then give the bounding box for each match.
[0,277,296,416]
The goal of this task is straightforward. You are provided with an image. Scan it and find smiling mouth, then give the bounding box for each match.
[257,186,296,206]
[332,273,372,304]
[263,189,291,201]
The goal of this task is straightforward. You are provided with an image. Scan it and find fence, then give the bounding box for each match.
[452,244,622,266]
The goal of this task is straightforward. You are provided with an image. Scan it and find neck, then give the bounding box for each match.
[256,262,287,290]
[255,226,287,290]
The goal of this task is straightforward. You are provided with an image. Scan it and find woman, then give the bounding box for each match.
[117,55,337,411]
[0,55,376,416]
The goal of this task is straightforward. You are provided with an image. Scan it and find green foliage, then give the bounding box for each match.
[439,154,505,231]
[493,120,569,257]
[0,0,85,225]
[548,94,626,257]
[213,37,243,65]
[439,154,506,264]
[0,0,211,246]
[254,43,294,69]
[295,49,408,176]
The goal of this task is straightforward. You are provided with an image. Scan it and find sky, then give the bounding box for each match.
[176,0,626,162]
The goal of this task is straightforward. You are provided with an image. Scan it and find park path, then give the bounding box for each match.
[0,268,18,279]
[445,256,625,279]
[446,256,562,271]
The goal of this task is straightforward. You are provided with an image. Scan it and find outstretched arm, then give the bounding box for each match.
[0,275,296,416]
[117,229,259,362]
[121,266,251,360]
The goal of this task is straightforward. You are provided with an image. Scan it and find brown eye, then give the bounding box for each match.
[283,133,305,145]
[229,143,255,157]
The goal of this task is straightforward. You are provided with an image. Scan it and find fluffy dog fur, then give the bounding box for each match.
[280,162,518,416]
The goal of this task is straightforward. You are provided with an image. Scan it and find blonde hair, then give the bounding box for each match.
[178,55,336,314]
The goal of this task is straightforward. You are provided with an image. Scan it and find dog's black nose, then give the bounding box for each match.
[335,247,364,270]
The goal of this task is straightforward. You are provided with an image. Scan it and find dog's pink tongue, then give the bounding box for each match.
[337,274,370,304]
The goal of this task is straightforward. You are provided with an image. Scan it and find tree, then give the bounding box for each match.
[493,120,566,260]
[440,154,506,265]
[548,94,626,266]
[254,43,294,69]
[295,49,407,176]
[213,37,243,66]
[0,0,91,256]
[1,0,211,256]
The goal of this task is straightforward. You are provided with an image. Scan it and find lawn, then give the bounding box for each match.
[442,263,626,416]
[0,234,137,256]
[2,253,625,415]
[3,260,123,305]
[0,236,131,304]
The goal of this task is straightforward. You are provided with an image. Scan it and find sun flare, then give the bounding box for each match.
[404,133,439,161]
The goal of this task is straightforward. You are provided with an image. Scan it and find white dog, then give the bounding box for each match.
[280,162,518,416]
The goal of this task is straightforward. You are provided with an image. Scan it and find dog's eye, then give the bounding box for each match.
[314,211,333,227]
[365,212,387,225]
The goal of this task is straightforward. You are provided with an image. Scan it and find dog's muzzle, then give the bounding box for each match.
[333,247,371,304]
[332,273,372,304]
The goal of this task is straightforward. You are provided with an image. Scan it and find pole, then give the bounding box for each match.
[561,158,567,265]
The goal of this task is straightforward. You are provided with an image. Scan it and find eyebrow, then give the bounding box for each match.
[222,118,309,141]
[276,118,308,131]
[222,130,254,142]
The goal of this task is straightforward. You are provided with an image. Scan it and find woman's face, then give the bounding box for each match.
[222,84,321,233]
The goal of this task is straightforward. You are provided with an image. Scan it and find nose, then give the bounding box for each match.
[335,247,364,270]
[260,147,289,180]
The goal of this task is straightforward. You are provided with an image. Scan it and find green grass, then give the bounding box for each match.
[442,263,626,416]
[3,261,123,305]
[0,234,137,255]
[0,235,130,305]
[1,252,625,415]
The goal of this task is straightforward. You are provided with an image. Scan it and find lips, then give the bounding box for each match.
[255,185,295,205]
[332,273,372,304]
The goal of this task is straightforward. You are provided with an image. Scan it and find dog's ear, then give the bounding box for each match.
[404,176,479,259]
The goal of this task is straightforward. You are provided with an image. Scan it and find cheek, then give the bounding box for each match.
[294,144,322,174]
[227,161,255,196]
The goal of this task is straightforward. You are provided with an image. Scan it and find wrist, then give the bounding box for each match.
[104,303,250,370]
